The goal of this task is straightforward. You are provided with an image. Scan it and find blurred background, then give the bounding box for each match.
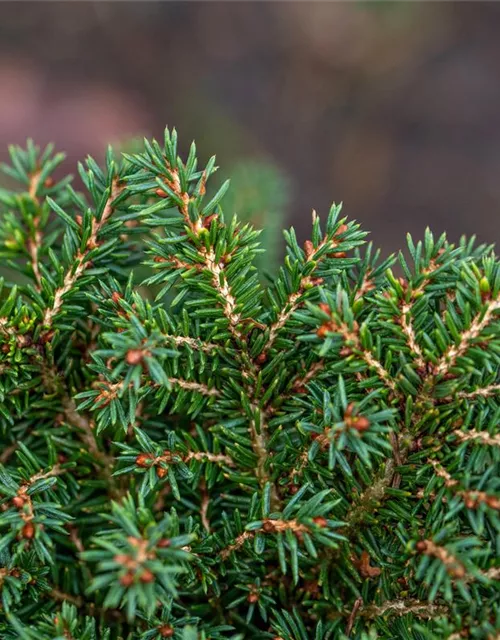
[1,1,500,258]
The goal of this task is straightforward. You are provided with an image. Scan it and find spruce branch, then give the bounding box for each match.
[415,540,467,580]
[454,428,500,447]
[0,129,498,639]
[26,169,44,289]
[38,356,116,493]
[219,532,254,560]
[167,377,220,397]
[360,599,448,620]
[261,214,350,357]
[42,178,125,330]
[399,302,426,370]
[429,459,500,510]
[433,293,500,377]
[200,246,243,341]
[48,588,84,608]
[316,302,398,395]
[290,359,325,394]
[457,384,500,399]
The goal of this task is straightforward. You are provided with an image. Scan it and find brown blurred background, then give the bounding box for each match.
[1,2,499,255]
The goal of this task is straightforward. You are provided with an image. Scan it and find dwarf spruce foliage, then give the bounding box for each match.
[0,129,499,640]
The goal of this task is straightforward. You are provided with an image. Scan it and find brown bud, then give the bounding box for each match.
[304,240,314,259]
[156,466,168,479]
[262,521,276,533]
[336,224,349,236]
[453,565,466,579]
[256,352,267,365]
[41,330,55,344]
[203,213,218,229]
[304,579,320,595]
[154,256,168,263]
[318,303,330,315]
[120,572,134,587]
[247,592,259,604]
[486,495,500,510]
[111,291,122,303]
[354,416,370,432]
[12,496,26,509]
[21,522,35,539]
[140,569,155,583]
[357,550,381,578]
[480,289,491,302]
[155,188,169,198]
[114,554,131,565]
[1,344,9,353]
[316,324,330,338]
[464,496,476,509]
[158,538,171,548]
[126,349,144,365]
[75,215,83,226]
[289,485,299,495]
[313,516,328,527]
[159,626,175,638]
[330,251,347,259]
[44,176,55,188]
[136,453,154,467]
[415,540,428,552]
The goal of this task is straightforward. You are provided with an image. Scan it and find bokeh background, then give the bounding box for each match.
[1,1,500,257]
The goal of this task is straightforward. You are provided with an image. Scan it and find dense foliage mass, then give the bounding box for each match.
[0,130,499,639]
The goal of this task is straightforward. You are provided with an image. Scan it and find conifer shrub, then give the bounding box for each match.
[0,129,499,640]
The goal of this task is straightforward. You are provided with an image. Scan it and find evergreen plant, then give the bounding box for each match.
[0,129,498,639]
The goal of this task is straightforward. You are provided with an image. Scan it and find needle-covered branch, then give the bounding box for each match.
[0,129,498,639]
